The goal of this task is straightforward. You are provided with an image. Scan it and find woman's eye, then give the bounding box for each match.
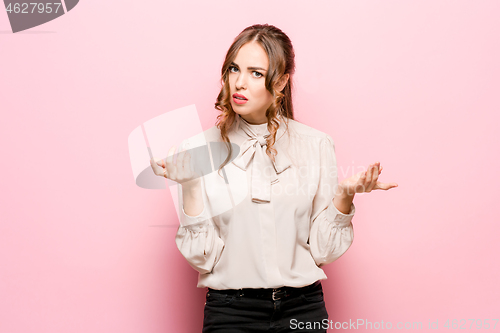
[253,71,263,78]
[229,66,238,73]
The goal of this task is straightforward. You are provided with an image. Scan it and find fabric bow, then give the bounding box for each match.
[232,115,292,203]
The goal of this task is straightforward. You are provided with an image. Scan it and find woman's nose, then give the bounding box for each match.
[235,73,247,90]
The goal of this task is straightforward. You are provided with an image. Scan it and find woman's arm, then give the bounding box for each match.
[182,181,204,217]
[308,135,355,266]
[333,188,355,214]
[174,141,225,275]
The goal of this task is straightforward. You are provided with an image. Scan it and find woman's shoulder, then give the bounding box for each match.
[285,118,332,142]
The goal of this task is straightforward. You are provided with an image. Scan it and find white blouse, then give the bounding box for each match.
[175,114,355,290]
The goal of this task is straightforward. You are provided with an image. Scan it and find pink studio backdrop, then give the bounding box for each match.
[1,1,499,332]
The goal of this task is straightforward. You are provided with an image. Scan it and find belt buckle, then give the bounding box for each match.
[272,288,285,301]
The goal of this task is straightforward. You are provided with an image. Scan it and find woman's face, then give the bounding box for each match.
[228,41,273,125]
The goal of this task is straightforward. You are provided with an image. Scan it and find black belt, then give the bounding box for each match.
[208,280,321,301]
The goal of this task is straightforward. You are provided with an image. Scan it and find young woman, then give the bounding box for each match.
[151,24,397,333]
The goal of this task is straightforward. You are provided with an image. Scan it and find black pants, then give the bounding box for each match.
[202,281,328,332]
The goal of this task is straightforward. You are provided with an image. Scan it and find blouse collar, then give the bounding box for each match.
[232,114,292,203]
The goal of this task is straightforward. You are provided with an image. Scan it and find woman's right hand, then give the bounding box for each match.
[150,145,201,189]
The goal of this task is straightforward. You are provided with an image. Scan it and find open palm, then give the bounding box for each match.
[340,162,398,196]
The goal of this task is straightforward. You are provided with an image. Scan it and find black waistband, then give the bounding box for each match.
[207,280,321,301]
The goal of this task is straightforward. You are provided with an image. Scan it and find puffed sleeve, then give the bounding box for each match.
[174,140,225,275]
[309,135,355,267]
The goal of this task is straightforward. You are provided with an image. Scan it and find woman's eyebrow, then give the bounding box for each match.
[230,62,267,72]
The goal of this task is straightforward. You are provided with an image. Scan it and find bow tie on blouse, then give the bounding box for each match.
[232,116,292,204]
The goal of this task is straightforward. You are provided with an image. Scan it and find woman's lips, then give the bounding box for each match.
[233,93,248,105]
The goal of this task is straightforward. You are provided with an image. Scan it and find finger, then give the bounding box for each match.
[149,158,156,171]
[152,156,164,167]
[165,146,176,164]
[375,182,398,190]
[365,166,375,192]
[152,158,164,168]
[165,146,177,178]
[149,157,163,176]
[364,164,374,190]
[356,170,368,193]
[367,163,380,192]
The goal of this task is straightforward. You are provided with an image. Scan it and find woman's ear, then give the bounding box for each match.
[276,74,290,92]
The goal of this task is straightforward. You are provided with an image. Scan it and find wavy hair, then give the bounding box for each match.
[214,24,296,176]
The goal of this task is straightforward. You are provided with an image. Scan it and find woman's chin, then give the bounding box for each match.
[232,107,247,116]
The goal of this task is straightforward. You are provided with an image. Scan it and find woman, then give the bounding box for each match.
[151,24,397,333]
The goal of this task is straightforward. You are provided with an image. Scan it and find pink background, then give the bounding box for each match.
[1,0,499,332]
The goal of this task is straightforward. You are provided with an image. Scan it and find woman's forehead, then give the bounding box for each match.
[234,42,269,68]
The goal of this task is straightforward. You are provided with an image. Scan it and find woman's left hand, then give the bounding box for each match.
[338,162,398,196]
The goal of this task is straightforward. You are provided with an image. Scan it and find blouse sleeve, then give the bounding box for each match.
[308,135,355,267]
[174,140,225,275]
